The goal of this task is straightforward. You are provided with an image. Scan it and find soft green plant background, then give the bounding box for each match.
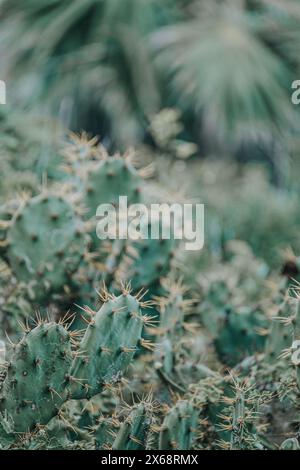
[1,0,299,151]
[0,0,300,268]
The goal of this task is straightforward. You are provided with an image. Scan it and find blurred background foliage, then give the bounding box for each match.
[1,0,299,151]
[0,0,300,270]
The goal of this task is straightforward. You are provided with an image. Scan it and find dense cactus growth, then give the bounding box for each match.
[0,288,156,447]
[1,128,300,451]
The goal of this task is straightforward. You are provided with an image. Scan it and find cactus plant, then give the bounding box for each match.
[159,400,198,450]
[0,120,300,452]
[265,295,293,364]
[83,154,142,221]
[3,192,86,303]
[70,288,150,399]
[117,222,176,290]
[112,401,156,450]
[0,321,73,432]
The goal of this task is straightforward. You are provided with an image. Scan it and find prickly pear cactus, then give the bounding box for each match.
[0,321,73,432]
[5,193,86,302]
[70,288,151,399]
[84,155,142,220]
[118,226,176,290]
[159,400,198,450]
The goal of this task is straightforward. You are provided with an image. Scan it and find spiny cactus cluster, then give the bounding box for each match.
[1,129,300,450]
[0,288,152,447]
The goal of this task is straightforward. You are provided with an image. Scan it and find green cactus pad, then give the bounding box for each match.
[119,234,175,290]
[0,322,73,432]
[6,193,86,302]
[84,156,142,220]
[70,292,145,399]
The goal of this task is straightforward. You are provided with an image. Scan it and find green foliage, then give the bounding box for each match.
[152,1,298,148]
[2,0,299,150]
[0,0,168,144]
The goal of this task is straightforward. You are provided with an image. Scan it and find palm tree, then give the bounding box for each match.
[151,0,300,157]
[1,0,299,156]
[0,0,180,146]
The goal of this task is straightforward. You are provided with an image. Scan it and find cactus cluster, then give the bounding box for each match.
[1,129,300,451]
